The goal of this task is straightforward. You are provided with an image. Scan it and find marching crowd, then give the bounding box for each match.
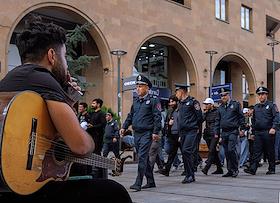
[77,74,279,192]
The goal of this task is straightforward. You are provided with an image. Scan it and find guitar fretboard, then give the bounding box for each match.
[64,153,115,170]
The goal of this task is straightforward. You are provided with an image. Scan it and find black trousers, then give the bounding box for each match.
[204,136,222,170]
[0,179,132,202]
[180,130,197,178]
[221,130,239,173]
[165,134,180,172]
[250,131,275,172]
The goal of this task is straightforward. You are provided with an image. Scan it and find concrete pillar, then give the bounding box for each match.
[168,47,187,94]
[276,69,280,107]
[230,62,243,103]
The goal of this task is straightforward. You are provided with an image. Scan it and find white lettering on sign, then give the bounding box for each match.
[124,81,136,86]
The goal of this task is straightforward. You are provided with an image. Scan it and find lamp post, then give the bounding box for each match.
[110,49,127,119]
[267,40,279,102]
[205,50,218,98]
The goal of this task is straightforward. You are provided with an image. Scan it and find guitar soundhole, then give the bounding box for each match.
[53,141,66,162]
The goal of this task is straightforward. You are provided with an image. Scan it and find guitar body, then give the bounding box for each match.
[0,91,57,195]
[0,91,126,196]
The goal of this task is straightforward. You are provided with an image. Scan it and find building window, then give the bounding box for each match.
[215,0,228,22]
[171,0,184,4]
[241,5,252,31]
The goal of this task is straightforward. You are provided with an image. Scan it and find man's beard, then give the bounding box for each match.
[52,58,67,85]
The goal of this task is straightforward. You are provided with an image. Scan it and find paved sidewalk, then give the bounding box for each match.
[112,163,280,203]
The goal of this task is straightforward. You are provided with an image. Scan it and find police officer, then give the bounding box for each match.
[175,83,203,184]
[120,74,162,191]
[244,86,279,175]
[214,88,245,178]
[103,112,120,158]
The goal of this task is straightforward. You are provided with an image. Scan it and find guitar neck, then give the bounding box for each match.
[65,153,116,170]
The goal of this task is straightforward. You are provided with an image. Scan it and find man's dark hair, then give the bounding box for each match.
[93,98,103,107]
[79,102,88,109]
[16,15,66,63]
[106,111,113,117]
[169,95,178,103]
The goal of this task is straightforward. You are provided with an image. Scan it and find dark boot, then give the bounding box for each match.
[201,167,208,175]
[212,167,223,174]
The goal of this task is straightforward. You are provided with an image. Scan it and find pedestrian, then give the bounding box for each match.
[77,102,90,130]
[159,95,181,176]
[244,86,279,175]
[201,98,223,175]
[120,74,162,191]
[103,111,120,158]
[175,83,203,184]
[239,108,250,167]
[87,98,106,155]
[214,88,245,178]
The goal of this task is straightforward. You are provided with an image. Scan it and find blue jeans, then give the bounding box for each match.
[238,136,249,167]
[274,130,280,160]
[164,136,181,167]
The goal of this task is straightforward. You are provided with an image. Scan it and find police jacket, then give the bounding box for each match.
[178,96,203,132]
[252,100,279,134]
[203,107,218,137]
[104,119,119,144]
[214,100,245,135]
[122,94,162,134]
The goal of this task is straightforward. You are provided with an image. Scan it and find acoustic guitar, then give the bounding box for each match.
[0,91,127,195]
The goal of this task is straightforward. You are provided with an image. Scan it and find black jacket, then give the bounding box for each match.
[252,100,279,134]
[178,96,203,132]
[122,94,162,134]
[203,108,218,137]
[214,100,245,135]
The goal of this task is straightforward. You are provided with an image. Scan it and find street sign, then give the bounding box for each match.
[122,76,137,91]
[211,83,232,102]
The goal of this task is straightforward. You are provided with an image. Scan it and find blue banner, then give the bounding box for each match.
[133,87,171,100]
[211,83,232,102]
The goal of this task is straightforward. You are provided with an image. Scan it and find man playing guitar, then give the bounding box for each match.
[0,15,132,202]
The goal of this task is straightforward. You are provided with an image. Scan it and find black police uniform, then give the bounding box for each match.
[103,119,120,158]
[122,75,162,191]
[214,88,245,177]
[245,87,279,175]
[176,84,203,183]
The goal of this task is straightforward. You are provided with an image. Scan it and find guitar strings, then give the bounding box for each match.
[32,136,116,168]
[33,145,115,169]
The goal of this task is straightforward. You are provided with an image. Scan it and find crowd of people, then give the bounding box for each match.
[117,75,279,192]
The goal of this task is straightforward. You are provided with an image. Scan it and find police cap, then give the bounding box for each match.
[256,86,269,94]
[218,87,231,95]
[135,74,152,88]
[175,83,190,91]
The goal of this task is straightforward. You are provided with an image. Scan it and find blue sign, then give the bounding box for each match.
[211,83,232,102]
[133,87,171,100]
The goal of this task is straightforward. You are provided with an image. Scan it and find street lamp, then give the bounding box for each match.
[267,40,279,102]
[110,49,127,118]
[205,50,218,98]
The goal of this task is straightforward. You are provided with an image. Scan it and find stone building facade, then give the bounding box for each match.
[1,0,280,119]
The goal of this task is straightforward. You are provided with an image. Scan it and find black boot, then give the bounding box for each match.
[212,167,223,174]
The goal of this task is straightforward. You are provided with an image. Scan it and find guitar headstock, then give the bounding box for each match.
[111,155,132,176]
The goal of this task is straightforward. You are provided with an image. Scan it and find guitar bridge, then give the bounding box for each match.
[26,118,37,170]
